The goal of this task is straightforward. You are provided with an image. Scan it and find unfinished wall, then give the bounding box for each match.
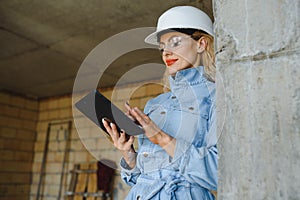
[0,92,38,200]
[30,94,75,200]
[29,82,163,200]
[214,0,300,199]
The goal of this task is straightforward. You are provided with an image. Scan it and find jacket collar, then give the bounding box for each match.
[169,66,206,91]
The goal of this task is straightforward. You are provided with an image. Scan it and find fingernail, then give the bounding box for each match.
[110,123,113,126]
[102,118,105,123]
[125,101,130,105]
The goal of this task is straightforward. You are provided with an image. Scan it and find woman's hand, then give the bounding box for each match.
[130,107,163,144]
[102,119,136,168]
[129,107,176,157]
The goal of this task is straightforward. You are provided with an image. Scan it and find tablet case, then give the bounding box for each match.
[75,90,144,136]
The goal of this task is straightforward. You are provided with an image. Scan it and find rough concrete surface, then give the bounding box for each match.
[214,0,300,199]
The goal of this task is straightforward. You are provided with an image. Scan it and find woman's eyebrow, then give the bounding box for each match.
[160,34,181,44]
[160,36,175,43]
[168,35,181,41]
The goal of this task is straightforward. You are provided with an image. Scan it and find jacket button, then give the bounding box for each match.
[171,96,176,99]
[188,107,194,110]
[142,152,148,157]
[160,111,166,115]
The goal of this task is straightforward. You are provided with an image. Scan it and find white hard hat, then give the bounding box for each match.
[145,6,214,45]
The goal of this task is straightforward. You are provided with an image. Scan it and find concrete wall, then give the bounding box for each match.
[0,92,38,200]
[214,0,300,199]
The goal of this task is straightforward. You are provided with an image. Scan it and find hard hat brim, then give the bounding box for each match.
[144,31,161,45]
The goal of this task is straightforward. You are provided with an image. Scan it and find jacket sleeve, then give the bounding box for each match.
[120,157,141,186]
[173,103,218,191]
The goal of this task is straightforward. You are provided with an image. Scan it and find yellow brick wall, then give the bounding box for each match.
[29,81,164,200]
[0,81,164,200]
[0,92,38,200]
[30,94,74,200]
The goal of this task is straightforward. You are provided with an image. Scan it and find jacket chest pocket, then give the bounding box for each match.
[141,149,170,173]
[167,104,209,143]
[147,105,168,130]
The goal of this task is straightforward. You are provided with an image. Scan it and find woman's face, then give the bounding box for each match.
[159,32,201,76]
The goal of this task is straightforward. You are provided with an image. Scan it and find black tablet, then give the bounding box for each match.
[75,90,144,136]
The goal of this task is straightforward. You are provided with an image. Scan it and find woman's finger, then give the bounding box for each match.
[124,102,136,121]
[124,101,131,111]
[102,118,119,142]
[132,107,151,125]
[119,130,127,144]
[102,118,112,133]
[131,108,146,126]
[134,107,147,118]
[102,119,119,143]
[109,122,120,142]
[124,136,135,149]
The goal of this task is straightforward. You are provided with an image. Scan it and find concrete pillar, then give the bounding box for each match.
[214,0,300,199]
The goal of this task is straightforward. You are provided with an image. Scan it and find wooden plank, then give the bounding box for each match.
[65,164,80,200]
[74,163,90,200]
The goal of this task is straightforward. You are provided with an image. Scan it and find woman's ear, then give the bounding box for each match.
[197,37,208,53]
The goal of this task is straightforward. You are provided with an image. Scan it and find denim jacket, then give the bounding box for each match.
[120,66,217,200]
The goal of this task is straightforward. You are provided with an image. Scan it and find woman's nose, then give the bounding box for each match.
[162,48,172,56]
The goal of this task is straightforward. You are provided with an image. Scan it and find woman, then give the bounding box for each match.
[102,6,217,200]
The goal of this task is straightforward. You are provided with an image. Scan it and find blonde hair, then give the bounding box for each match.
[162,31,215,92]
[191,31,216,82]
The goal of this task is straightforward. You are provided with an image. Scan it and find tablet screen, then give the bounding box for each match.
[75,90,144,136]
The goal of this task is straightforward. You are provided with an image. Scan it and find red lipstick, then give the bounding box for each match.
[166,59,178,66]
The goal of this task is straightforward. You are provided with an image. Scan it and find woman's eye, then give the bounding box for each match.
[169,37,182,48]
[171,41,181,47]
